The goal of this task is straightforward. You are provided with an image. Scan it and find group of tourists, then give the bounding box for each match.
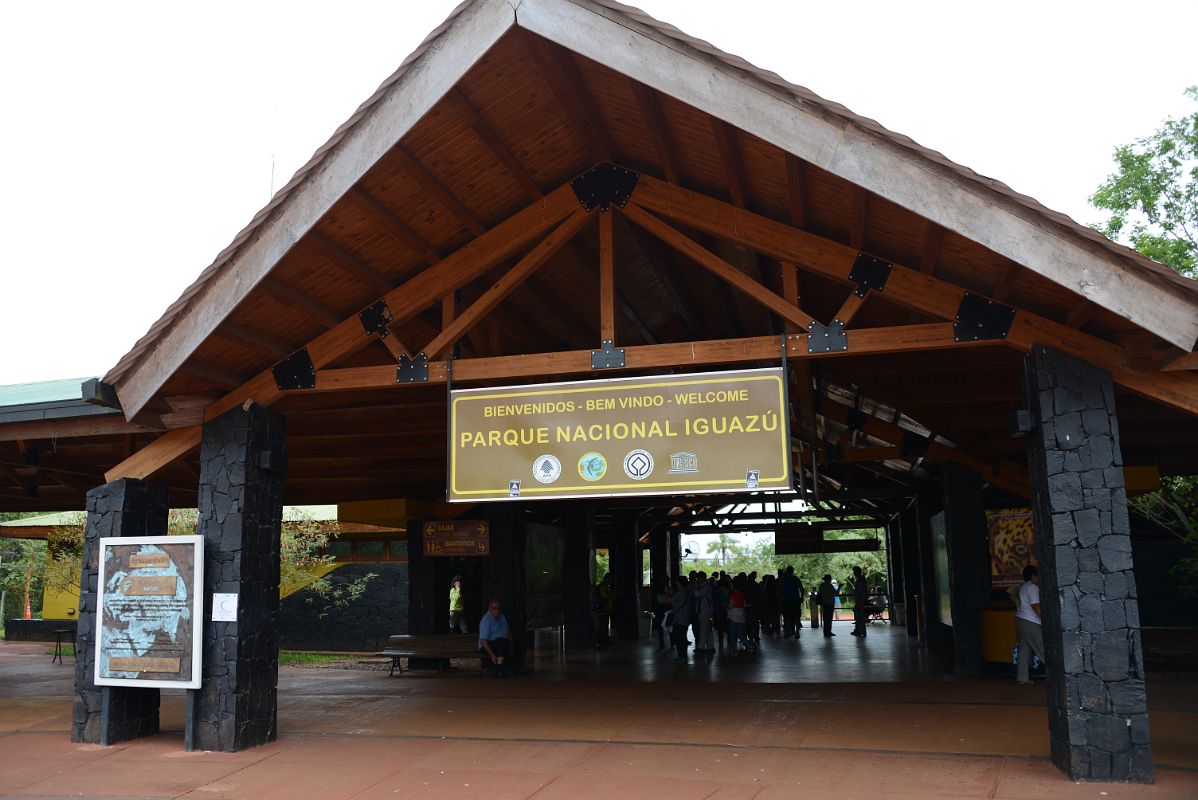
[659,565,877,661]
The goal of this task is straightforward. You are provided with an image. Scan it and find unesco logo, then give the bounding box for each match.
[623,449,654,480]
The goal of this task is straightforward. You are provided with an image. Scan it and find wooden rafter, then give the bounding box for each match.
[850,187,869,249]
[992,263,1021,302]
[179,361,242,389]
[445,88,543,199]
[259,277,342,328]
[785,154,809,231]
[620,204,818,332]
[105,183,583,482]
[630,81,682,184]
[421,209,592,359]
[818,400,1027,496]
[627,173,1198,416]
[526,35,615,162]
[921,224,945,275]
[214,322,291,359]
[347,187,442,265]
[306,231,392,294]
[711,119,750,209]
[393,145,486,235]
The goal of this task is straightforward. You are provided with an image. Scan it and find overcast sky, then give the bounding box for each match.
[1,0,1194,387]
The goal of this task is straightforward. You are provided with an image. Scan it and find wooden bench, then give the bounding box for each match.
[377,635,482,676]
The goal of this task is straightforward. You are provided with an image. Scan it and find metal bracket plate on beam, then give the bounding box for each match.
[591,339,626,369]
[359,299,393,338]
[845,407,868,432]
[954,292,1016,342]
[849,253,891,297]
[571,163,640,211]
[807,320,847,354]
[900,430,932,458]
[272,347,316,390]
[395,353,429,383]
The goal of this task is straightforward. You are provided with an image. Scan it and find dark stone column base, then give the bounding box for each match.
[1025,345,1153,783]
[195,404,286,752]
[72,478,168,744]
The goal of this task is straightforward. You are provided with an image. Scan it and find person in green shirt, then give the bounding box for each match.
[449,575,467,634]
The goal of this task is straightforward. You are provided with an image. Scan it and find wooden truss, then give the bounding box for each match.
[105,163,1198,489]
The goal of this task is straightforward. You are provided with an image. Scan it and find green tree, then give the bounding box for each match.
[1091,87,1197,277]
[705,533,746,567]
[1130,476,1198,596]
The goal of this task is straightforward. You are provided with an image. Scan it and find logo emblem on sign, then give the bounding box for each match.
[746,469,760,489]
[578,452,607,481]
[669,452,699,474]
[532,454,562,484]
[623,449,654,480]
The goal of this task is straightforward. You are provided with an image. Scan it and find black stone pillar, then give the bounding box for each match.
[406,520,438,635]
[1024,345,1152,783]
[195,404,286,752]
[486,505,527,643]
[73,478,168,743]
[915,487,949,652]
[649,527,668,592]
[563,503,596,651]
[899,507,921,633]
[885,516,904,625]
[942,463,990,674]
[667,528,681,580]
[611,511,640,639]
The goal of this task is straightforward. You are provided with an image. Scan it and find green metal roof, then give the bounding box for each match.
[0,505,340,529]
[0,378,93,407]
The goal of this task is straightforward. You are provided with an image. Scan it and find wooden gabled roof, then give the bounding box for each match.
[4,0,1197,511]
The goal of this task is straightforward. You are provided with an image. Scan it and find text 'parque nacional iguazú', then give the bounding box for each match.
[448,369,792,502]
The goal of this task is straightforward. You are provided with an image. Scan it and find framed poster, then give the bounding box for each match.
[986,508,1037,589]
[94,535,203,689]
[449,368,792,502]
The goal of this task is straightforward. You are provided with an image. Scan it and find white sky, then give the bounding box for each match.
[1,0,1194,387]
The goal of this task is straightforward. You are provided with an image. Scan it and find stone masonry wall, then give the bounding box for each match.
[279,563,408,652]
[1025,345,1152,783]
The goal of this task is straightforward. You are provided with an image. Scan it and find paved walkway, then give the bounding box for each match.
[1,626,1195,799]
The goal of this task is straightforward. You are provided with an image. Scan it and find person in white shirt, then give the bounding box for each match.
[1015,565,1045,685]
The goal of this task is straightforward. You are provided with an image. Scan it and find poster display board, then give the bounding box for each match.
[986,508,1037,588]
[94,535,203,689]
[448,368,792,502]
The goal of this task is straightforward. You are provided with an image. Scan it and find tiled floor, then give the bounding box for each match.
[1,624,1194,799]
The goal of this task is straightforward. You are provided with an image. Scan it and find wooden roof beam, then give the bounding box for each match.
[568,238,658,345]
[393,145,486,236]
[711,119,751,209]
[850,187,869,250]
[630,81,682,185]
[628,174,1198,416]
[259,277,342,328]
[620,204,818,332]
[306,231,393,295]
[419,209,591,359]
[347,187,442,266]
[179,360,243,389]
[444,88,544,200]
[312,323,978,392]
[214,322,291,360]
[106,183,582,481]
[527,35,616,162]
[785,154,809,231]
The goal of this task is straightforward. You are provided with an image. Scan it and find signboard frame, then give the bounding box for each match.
[94,535,204,689]
[448,367,793,503]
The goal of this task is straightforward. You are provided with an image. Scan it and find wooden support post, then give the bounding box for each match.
[599,210,615,343]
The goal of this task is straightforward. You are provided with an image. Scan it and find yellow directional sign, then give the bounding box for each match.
[448,368,792,502]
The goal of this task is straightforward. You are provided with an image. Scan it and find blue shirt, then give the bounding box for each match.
[478,611,509,647]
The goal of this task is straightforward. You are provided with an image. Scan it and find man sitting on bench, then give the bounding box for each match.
[479,597,512,676]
